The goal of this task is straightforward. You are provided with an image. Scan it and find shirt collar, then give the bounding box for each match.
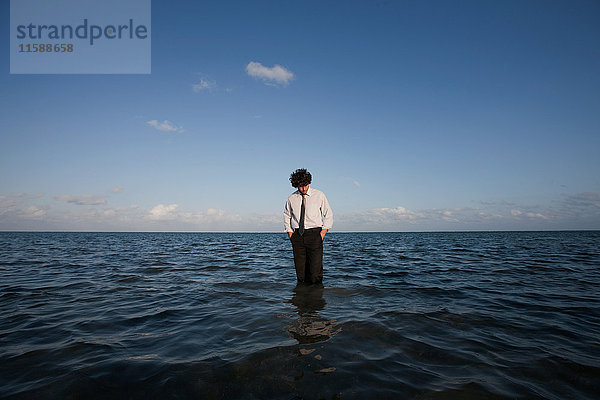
[296,187,312,196]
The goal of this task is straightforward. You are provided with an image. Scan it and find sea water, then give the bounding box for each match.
[1,231,599,399]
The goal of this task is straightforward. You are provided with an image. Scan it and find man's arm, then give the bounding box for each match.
[321,193,333,239]
[283,198,294,238]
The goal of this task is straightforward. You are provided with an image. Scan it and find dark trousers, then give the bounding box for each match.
[290,228,323,284]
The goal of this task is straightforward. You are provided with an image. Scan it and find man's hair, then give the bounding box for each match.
[289,168,312,188]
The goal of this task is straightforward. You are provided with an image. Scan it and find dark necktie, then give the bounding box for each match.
[299,194,305,236]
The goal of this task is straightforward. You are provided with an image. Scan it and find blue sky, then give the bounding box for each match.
[1,0,599,231]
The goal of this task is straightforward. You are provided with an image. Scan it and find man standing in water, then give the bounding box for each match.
[284,169,333,284]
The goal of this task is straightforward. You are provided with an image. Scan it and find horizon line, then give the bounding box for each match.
[1,229,598,234]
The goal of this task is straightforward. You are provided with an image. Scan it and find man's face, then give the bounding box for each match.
[298,185,309,195]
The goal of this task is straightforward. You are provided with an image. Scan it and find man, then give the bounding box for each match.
[284,168,333,284]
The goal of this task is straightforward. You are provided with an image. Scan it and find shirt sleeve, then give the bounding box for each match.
[321,193,333,230]
[283,197,293,233]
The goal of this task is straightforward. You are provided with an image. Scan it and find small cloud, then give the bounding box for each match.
[567,192,600,207]
[206,208,225,216]
[556,192,600,221]
[0,194,30,214]
[380,206,424,220]
[351,206,425,225]
[192,78,216,92]
[511,209,548,219]
[528,212,548,219]
[23,205,46,219]
[146,120,184,133]
[246,61,295,86]
[54,194,107,206]
[353,180,361,187]
[110,187,124,194]
[147,204,179,220]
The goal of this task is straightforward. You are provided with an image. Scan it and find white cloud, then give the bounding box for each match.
[206,208,225,216]
[148,204,179,220]
[146,120,184,133]
[54,194,107,206]
[192,79,216,92]
[563,192,600,209]
[528,212,548,219]
[3,190,599,231]
[342,206,425,229]
[0,194,48,222]
[511,209,548,219]
[376,206,424,220]
[0,194,43,217]
[0,196,18,214]
[22,206,46,219]
[110,187,124,194]
[335,205,528,231]
[246,61,295,86]
[144,204,270,229]
[434,209,458,222]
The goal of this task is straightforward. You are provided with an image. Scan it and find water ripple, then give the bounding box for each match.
[0,231,599,399]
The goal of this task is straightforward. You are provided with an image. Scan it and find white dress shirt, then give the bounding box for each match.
[284,187,333,233]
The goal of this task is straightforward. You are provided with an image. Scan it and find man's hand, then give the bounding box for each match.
[320,229,328,240]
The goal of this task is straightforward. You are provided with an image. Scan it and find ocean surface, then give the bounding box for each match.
[0,231,599,399]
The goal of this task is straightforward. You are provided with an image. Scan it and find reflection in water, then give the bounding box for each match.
[286,284,342,344]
